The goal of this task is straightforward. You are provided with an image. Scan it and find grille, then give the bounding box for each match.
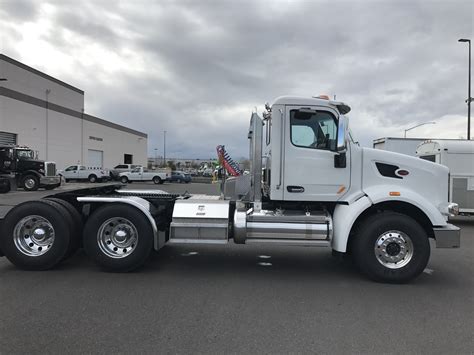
[45,162,56,176]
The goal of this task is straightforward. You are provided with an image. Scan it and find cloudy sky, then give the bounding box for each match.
[1,0,472,159]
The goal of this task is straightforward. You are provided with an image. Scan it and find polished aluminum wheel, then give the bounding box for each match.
[24,178,36,190]
[13,215,55,256]
[374,230,414,269]
[97,217,138,258]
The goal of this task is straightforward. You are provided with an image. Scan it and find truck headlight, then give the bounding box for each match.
[38,169,45,174]
[448,203,459,216]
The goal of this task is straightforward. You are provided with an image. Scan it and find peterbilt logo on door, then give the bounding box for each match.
[196,205,206,216]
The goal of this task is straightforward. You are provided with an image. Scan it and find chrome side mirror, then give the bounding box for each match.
[336,117,347,152]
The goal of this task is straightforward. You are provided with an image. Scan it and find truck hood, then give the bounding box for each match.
[361,148,449,219]
[18,159,45,171]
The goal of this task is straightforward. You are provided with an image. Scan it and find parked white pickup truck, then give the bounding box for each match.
[119,167,169,184]
[58,165,110,183]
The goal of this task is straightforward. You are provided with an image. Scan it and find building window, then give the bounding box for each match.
[124,154,133,164]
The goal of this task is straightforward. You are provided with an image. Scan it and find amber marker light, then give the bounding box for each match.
[389,192,401,196]
[337,185,346,194]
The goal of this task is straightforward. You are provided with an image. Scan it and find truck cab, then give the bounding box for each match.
[0,145,60,191]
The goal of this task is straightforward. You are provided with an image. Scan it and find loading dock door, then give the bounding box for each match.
[88,149,103,169]
[0,131,17,145]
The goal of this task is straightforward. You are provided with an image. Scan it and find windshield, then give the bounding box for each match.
[16,149,35,160]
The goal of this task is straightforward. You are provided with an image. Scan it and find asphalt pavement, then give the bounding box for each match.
[0,182,473,354]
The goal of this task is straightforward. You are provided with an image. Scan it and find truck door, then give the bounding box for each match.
[283,106,350,202]
[64,165,78,179]
[78,166,88,179]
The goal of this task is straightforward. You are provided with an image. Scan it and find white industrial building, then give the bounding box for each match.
[0,54,147,169]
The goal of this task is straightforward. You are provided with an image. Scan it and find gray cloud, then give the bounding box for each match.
[1,0,472,159]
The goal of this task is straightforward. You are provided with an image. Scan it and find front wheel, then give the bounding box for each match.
[83,204,154,272]
[22,175,39,191]
[351,212,430,283]
[120,176,128,184]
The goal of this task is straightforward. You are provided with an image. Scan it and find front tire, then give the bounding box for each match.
[120,176,128,184]
[22,174,39,191]
[0,200,72,270]
[352,212,430,283]
[83,204,154,272]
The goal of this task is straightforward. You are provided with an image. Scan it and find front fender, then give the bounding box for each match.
[332,187,447,253]
[332,196,372,252]
[20,170,42,179]
[364,185,447,226]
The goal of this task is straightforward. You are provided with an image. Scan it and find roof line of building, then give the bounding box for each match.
[0,86,147,138]
[0,54,85,95]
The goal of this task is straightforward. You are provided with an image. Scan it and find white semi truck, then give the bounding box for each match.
[0,96,460,283]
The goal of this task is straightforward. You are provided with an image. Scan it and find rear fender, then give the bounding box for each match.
[76,196,165,251]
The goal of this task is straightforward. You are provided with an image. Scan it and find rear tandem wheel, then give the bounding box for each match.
[83,203,154,272]
[0,200,72,270]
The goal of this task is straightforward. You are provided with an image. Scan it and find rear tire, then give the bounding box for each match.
[0,200,72,270]
[22,175,39,191]
[352,212,430,283]
[83,204,153,272]
[120,176,128,184]
[153,176,162,185]
[88,174,97,183]
[45,198,83,258]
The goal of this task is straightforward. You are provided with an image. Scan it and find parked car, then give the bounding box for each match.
[58,165,110,183]
[168,171,192,183]
[119,167,169,184]
[109,164,142,180]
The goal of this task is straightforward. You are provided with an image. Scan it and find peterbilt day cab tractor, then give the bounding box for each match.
[0,144,61,191]
[0,96,460,283]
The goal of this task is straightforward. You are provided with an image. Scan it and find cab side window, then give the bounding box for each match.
[65,166,77,171]
[290,110,337,150]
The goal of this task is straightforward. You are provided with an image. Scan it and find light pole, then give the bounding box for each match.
[458,38,471,140]
[163,130,167,167]
[45,89,51,160]
[154,148,158,168]
[404,122,436,138]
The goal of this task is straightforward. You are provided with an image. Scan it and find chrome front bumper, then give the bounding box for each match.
[433,224,460,248]
[40,176,61,186]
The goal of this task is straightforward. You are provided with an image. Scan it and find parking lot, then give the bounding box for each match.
[0,182,473,353]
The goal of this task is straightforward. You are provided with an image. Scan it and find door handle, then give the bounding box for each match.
[287,186,305,193]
